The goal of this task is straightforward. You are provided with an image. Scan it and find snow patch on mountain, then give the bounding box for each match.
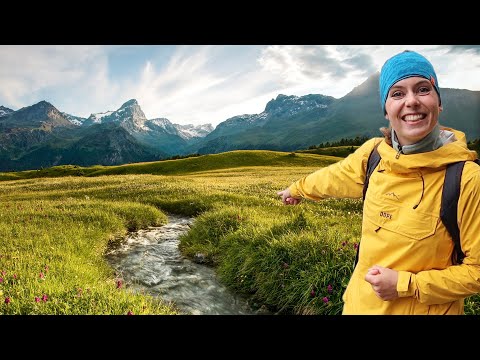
[0,106,15,117]
[62,112,87,126]
[88,111,114,123]
[174,123,214,139]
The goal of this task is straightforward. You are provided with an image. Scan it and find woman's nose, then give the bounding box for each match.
[404,91,420,107]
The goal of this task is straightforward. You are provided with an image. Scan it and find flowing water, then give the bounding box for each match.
[105,214,262,315]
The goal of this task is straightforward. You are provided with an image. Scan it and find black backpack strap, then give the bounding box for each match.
[362,142,381,201]
[440,161,466,265]
[355,142,382,267]
[442,158,480,264]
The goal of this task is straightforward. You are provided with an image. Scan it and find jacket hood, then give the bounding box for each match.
[377,127,478,174]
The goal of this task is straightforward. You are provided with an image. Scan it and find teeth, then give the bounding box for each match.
[403,114,424,121]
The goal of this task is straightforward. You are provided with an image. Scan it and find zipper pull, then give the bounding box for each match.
[395,146,402,159]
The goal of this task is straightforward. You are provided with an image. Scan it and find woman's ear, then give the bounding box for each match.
[439,105,443,112]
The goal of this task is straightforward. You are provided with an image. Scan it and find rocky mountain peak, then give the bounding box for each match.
[346,72,380,98]
[174,123,214,139]
[0,105,15,117]
[119,99,139,109]
[84,99,148,132]
[2,100,74,129]
[264,93,335,117]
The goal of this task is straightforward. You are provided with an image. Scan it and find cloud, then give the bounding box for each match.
[129,46,234,122]
[258,45,380,83]
[442,45,480,55]
[1,45,479,127]
[127,46,277,125]
[0,45,119,115]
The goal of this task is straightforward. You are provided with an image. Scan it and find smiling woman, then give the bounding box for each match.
[277,49,480,315]
[380,50,445,150]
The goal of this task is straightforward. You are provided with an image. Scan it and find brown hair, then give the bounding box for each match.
[379,126,392,146]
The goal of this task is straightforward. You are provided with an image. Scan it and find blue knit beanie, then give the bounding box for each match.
[379,50,441,114]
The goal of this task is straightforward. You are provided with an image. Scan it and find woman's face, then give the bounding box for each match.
[384,76,442,146]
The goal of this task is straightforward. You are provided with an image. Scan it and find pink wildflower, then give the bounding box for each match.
[327,284,333,293]
[322,297,329,303]
[116,280,122,289]
[127,311,133,315]
[310,289,316,297]
[353,243,358,250]
[35,296,40,303]
[0,278,3,283]
[41,294,48,302]
[5,297,11,304]
[39,272,45,279]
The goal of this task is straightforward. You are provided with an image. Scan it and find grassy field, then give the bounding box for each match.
[1,150,479,315]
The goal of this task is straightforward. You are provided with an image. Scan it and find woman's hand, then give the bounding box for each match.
[364,265,399,301]
[277,188,302,205]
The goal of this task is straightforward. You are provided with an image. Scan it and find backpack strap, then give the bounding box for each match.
[441,161,465,265]
[362,142,382,201]
[441,158,480,265]
[355,142,382,267]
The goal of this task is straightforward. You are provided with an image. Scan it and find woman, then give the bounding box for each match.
[277,50,480,314]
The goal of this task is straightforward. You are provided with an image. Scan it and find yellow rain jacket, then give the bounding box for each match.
[288,128,480,314]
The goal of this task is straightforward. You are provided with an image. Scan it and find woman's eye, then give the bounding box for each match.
[391,91,403,98]
[418,86,430,94]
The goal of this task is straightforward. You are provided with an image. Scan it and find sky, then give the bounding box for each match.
[0,45,479,128]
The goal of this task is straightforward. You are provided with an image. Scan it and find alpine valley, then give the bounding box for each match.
[1,72,479,172]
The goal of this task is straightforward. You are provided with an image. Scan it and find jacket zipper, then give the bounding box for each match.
[395,146,403,159]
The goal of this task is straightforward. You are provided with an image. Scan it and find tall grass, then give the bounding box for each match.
[0,196,178,314]
[1,150,479,315]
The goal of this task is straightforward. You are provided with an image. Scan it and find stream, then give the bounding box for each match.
[105,214,266,315]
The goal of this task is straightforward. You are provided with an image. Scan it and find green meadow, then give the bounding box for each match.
[1,149,479,315]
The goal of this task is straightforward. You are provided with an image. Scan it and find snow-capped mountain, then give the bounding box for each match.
[82,99,147,132]
[0,106,14,117]
[0,100,75,130]
[85,111,114,124]
[174,123,214,140]
[264,94,330,116]
[1,72,478,172]
[202,93,335,143]
[80,100,213,141]
[146,118,213,140]
[62,112,87,126]
[64,99,210,155]
[147,117,180,135]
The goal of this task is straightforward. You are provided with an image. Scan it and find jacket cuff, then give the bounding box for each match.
[397,271,415,297]
[288,182,300,198]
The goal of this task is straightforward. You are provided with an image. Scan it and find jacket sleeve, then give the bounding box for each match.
[288,138,381,201]
[397,163,480,304]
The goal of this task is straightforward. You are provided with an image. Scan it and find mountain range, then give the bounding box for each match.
[0,72,479,172]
